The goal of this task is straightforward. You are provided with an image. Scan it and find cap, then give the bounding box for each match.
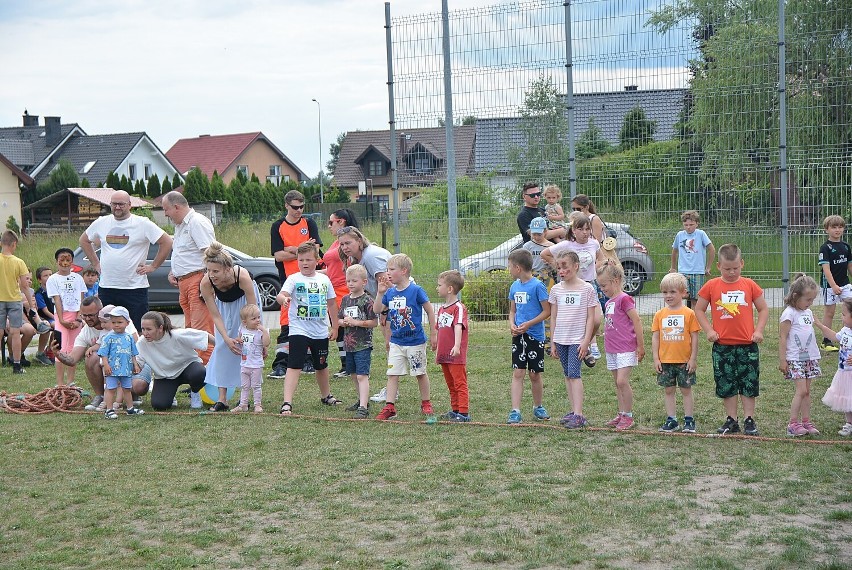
[99,305,115,320]
[529,217,547,234]
[105,306,130,320]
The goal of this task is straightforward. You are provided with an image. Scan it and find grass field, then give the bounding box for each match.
[1,318,850,569]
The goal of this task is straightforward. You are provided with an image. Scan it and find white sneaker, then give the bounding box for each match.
[589,342,602,360]
[171,397,178,408]
[839,423,852,436]
[370,387,387,403]
[190,392,203,409]
[84,395,104,411]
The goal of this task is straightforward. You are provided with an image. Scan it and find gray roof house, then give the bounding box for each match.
[0,112,86,178]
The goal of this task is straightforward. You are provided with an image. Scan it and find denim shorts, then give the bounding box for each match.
[346,348,372,376]
[105,375,133,390]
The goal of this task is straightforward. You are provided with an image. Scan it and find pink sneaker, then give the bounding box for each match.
[786,421,808,437]
[615,415,635,431]
[605,413,623,428]
[800,420,820,435]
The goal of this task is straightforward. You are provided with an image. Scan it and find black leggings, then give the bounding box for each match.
[150,361,207,410]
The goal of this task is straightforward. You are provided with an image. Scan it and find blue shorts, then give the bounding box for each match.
[106,375,133,390]
[133,363,153,385]
[345,348,372,376]
[555,343,581,379]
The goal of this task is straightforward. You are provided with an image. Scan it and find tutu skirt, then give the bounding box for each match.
[822,368,852,412]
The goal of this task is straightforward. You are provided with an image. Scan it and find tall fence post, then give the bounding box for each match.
[385,2,401,253]
[778,0,790,294]
[442,0,459,269]
[564,0,576,199]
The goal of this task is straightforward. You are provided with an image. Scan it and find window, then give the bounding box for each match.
[144,164,152,180]
[269,165,281,176]
[368,161,384,176]
[80,160,96,174]
[236,165,248,178]
[284,175,290,183]
[128,163,137,181]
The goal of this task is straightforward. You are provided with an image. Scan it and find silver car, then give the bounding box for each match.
[459,222,655,295]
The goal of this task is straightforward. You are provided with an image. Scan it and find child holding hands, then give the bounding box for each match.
[817,298,852,436]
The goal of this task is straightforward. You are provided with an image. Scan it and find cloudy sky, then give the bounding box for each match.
[0,0,688,179]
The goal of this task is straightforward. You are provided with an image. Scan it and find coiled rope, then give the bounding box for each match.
[0,386,84,414]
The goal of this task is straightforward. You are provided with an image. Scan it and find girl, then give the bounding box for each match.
[778,274,822,436]
[548,251,598,429]
[542,184,569,237]
[232,304,270,413]
[817,298,852,436]
[597,263,645,431]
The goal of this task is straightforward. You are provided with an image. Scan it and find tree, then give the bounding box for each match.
[31,159,80,203]
[147,173,161,198]
[161,176,172,194]
[80,178,90,188]
[134,179,146,197]
[326,132,346,175]
[183,168,210,203]
[409,176,501,222]
[172,173,182,190]
[105,171,120,190]
[619,106,657,151]
[322,184,351,203]
[437,115,477,127]
[119,175,132,192]
[576,117,613,159]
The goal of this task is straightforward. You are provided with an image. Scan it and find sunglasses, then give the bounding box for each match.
[572,207,583,211]
[525,192,542,198]
[336,226,357,237]
[288,203,305,210]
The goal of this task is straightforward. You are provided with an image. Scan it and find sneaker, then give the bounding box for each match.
[507,409,522,424]
[801,420,820,435]
[345,400,361,412]
[786,421,808,437]
[231,404,249,413]
[532,405,550,421]
[104,409,118,419]
[743,417,759,436]
[659,417,680,432]
[376,404,397,421]
[615,415,635,431]
[564,414,588,429]
[440,410,459,421]
[717,416,740,434]
[125,407,144,415]
[559,412,575,426]
[85,395,105,411]
[589,342,602,360]
[421,401,434,416]
[354,406,369,419]
[210,401,229,412]
[267,365,286,379]
[189,392,202,409]
[95,403,106,412]
[823,339,839,352]
[370,387,388,403]
[606,413,623,428]
[12,363,24,374]
[302,360,315,374]
[838,423,852,436]
[583,354,597,368]
[34,352,53,366]
[333,369,350,378]
[19,355,31,367]
[682,418,696,433]
[171,398,178,408]
[451,413,471,423]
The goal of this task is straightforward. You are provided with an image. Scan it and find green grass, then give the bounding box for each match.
[1,319,851,569]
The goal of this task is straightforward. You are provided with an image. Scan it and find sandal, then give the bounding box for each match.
[210,401,229,412]
[321,394,342,406]
[279,402,293,415]
[253,405,264,413]
[230,404,248,413]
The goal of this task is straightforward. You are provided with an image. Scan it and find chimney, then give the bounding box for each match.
[23,110,39,127]
[44,116,61,146]
[624,85,638,91]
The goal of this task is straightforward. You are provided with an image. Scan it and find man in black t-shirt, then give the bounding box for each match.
[517,182,566,243]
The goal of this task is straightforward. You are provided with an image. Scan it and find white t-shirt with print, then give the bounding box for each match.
[83,214,165,288]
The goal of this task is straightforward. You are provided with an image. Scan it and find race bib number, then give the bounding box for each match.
[438,312,454,328]
[514,292,529,305]
[799,314,813,326]
[240,331,255,344]
[344,306,359,319]
[389,297,407,310]
[663,315,684,329]
[605,303,615,315]
[563,292,582,306]
[722,290,746,305]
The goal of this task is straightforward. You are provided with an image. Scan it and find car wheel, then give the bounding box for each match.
[255,276,281,311]
[621,262,646,296]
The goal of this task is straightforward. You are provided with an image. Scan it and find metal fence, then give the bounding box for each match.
[382,0,851,336]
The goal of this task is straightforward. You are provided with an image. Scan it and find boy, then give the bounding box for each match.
[0,230,48,373]
[33,266,55,365]
[338,264,377,419]
[694,244,769,435]
[818,215,852,351]
[507,248,551,424]
[522,217,556,286]
[276,243,340,416]
[82,266,100,298]
[97,306,144,418]
[373,253,437,421]
[652,272,701,433]
[671,210,716,308]
[435,269,470,422]
[47,248,87,386]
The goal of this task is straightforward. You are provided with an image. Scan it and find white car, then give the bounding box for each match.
[459,222,655,296]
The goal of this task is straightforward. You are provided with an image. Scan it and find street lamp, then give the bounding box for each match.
[311,98,324,203]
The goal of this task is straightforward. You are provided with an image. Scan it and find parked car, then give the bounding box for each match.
[72,244,282,311]
[458,222,655,295]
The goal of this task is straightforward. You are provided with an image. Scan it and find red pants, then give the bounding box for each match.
[441,363,469,414]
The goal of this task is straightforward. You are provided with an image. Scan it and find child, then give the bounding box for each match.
[818,299,852,436]
[435,269,470,422]
[522,217,556,286]
[276,243,340,415]
[46,247,87,386]
[671,210,715,309]
[33,266,55,365]
[652,272,701,433]
[818,215,852,352]
[338,264,377,419]
[232,304,270,413]
[82,266,100,298]
[548,251,597,429]
[506,249,551,424]
[373,253,437,421]
[542,184,569,237]
[778,274,823,436]
[694,243,769,436]
[598,263,645,431]
[97,306,144,418]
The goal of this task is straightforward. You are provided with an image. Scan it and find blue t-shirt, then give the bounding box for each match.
[86,282,99,298]
[382,283,429,347]
[97,331,138,377]
[673,229,712,274]
[508,277,549,342]
[34,287,54,319]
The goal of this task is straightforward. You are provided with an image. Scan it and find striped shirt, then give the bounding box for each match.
[548,280,598,345]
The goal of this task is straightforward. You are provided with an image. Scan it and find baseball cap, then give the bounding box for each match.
[529,217,547,234]
[105,306,130,320]
[99,304,115,321]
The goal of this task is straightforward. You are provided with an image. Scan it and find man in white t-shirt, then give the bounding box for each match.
[79,190,172,329]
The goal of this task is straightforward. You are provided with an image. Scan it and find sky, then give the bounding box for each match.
[0,0,689,179]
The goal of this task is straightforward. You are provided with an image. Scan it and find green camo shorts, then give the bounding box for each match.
[712,342,760,398]
[657,363,697,389]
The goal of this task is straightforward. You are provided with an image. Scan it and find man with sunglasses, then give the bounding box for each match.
[269,190,322,378]
[517,182,566,243]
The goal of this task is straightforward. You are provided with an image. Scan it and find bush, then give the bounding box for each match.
[462,270,512,321]
[6,215,20,235]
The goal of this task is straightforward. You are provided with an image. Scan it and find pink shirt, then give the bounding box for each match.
[548,281,597,345]
[604,292,638,353]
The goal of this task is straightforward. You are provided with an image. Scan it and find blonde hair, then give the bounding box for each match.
[345,263,368,280]
[438,269,465,293]
[336,226,372,264]
[823,214,846,229]
[543,184,562,200]
[387,253,413,274]
[597,262,624,283]
[783,273,819,307]
[1,230,19,246]
[203,241,234,268]
[717,243,741,262]
[240,303,261,321]
[660,272,688,293]
[681,210,700,223]
[555,250,580,264]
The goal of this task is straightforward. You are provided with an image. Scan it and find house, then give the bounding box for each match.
[333,125,477,209]
[475,87,688,189]
[22,188,151,232]
[166,132,308,186]
[0,112,181,190]
[0,152,35,230]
